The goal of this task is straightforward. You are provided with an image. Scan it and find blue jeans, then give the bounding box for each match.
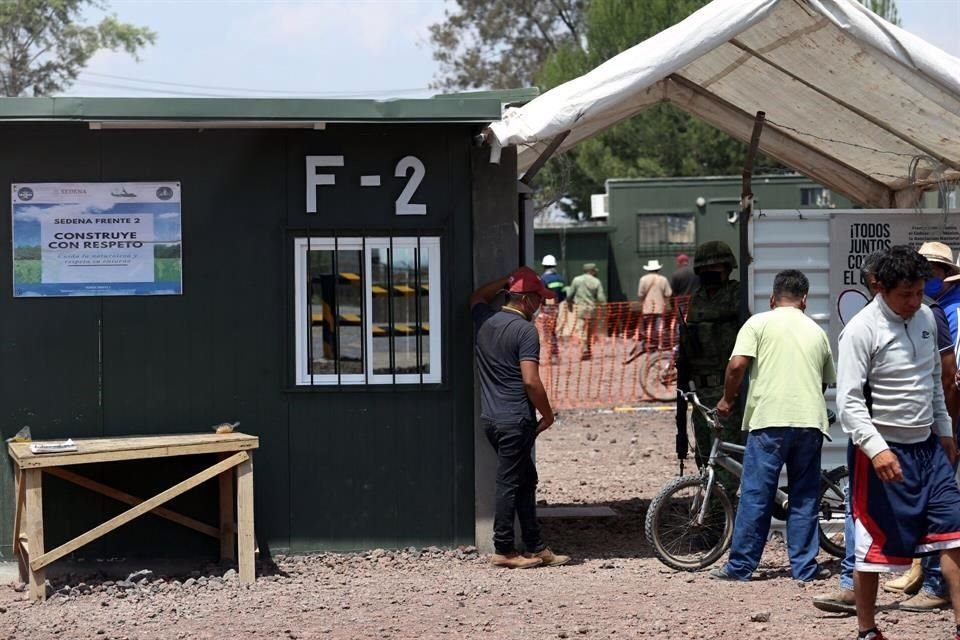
[723,427,823,581]
[921,555,946,597]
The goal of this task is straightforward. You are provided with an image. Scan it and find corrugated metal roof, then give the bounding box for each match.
[0,89,539,124]
[488,0,960,209]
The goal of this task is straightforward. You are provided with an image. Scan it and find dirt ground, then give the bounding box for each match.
[3,408,956,639]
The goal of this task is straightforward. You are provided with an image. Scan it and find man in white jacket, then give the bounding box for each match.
[838,246,960,640]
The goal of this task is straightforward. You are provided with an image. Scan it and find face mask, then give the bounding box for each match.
[924,277,944,298]
[699,271,723,286]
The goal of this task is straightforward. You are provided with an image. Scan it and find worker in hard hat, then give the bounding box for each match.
[540,255,567,359]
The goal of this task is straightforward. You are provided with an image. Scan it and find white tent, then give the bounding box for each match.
[487,0,960,208]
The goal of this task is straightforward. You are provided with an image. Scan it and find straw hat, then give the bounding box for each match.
[643,259,663,271]
[920,242,960,279]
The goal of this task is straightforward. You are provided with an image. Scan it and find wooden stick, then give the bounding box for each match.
[31,452,248,571]
[218,452,236,562]
[236,457,255,584]
[17,534,29,586]
[44,467,219,539]
[12,466,24,553]
[25,469,45,601]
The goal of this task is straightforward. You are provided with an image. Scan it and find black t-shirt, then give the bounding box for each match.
[472,303,540,422]
[671,266,698,297]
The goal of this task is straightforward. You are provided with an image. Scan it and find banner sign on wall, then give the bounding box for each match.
[12,182,182,297]
[828,211,960,347]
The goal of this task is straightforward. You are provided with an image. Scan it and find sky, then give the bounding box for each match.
[59,0,959,100]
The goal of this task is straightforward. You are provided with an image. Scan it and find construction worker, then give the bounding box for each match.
[540,255,566,358]
[676,240,747,492]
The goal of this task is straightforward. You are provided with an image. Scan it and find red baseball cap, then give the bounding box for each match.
[508,266,555,299]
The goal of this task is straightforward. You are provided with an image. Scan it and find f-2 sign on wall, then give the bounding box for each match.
[305,155,427,215]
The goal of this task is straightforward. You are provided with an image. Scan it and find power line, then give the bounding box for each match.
[72,79,244,98]
[79,71,434,97]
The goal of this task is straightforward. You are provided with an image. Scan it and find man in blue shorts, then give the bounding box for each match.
[881,242,960,611]
[837,246,960,640]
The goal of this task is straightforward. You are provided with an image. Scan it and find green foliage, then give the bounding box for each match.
[0,0,155,96]
[154,243,181,260]
[858,0,900,24]
[14,259,40,284]
[155,257,181,283]
[14,245,41,260]
[428,0,586,91]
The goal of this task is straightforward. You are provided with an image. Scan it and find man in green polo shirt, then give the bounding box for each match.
[710,269,836,582]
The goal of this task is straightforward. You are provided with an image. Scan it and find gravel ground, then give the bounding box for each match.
[3,408,956,639]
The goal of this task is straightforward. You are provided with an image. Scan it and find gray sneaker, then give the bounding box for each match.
[709,566,749,581]
[812,588,856,614]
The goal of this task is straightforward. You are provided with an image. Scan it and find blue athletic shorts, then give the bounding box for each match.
[849,433,960,573]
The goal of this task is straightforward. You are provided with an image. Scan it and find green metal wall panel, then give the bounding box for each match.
[0,125,104,560]
[0,121,486,559]
[605,176,854,301]
[533,227,613,295]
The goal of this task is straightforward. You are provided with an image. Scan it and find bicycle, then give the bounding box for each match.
[639,345,678,402]
[644,390,848,571]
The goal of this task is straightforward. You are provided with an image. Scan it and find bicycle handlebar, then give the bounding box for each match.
[679,389,837,426]
[677,390,717,421]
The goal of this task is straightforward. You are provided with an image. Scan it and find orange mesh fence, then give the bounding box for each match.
[535,298,689,409]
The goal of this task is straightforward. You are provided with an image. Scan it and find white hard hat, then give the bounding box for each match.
[541,254,557,267]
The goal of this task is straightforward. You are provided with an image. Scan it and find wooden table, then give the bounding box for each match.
[8,432,259,601]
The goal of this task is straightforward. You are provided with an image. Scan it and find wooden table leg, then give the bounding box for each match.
[24,469,45,601]
[236,456,255,584]
[13,465,28,585]
[219,454,236,562]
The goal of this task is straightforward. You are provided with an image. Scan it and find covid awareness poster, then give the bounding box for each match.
[11,182,182,297]
[829,211,960,345]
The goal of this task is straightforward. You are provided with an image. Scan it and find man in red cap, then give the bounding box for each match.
[469,266,570,569]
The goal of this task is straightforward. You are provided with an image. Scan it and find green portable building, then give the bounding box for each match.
[0,91,536,561]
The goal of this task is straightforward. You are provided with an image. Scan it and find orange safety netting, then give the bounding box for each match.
[535,298,689,409]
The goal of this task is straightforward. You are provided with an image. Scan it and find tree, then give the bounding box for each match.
[859,0,900,25]
[0,0,155,97]
[535,0,781,217]
[428,1,586,91]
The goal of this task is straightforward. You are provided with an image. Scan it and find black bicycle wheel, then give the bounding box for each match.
[818,465,849,558]
[641,350,676,402]
[645,474,734,571]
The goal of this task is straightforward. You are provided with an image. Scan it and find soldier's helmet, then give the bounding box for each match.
[694,240,737,274]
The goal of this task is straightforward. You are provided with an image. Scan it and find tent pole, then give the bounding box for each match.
[740,111,766,319]
[520,131,571,185]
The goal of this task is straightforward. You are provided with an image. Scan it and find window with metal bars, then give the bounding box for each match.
[635,213,696,256]
[294,236,441,386]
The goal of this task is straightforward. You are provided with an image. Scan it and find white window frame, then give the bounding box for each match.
[365,237,442,385]
[294,236,442,386]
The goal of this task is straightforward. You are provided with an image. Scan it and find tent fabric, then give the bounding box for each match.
[487,0,960,207]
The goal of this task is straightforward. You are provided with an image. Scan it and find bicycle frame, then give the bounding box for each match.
[686,392,790,526]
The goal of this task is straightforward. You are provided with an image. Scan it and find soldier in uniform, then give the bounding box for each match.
[567,263,606,360]
[677,240,747,492]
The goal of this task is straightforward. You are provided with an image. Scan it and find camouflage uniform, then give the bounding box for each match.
[677,242,746,493]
